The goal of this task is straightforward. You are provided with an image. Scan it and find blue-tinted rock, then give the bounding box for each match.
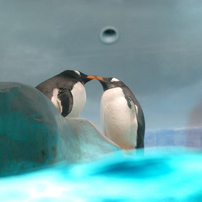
[0,82,119,176]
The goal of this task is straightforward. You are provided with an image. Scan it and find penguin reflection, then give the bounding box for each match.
[36,70,95,118]
[96,76,145,150]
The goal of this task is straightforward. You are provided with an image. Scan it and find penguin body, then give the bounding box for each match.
[36,70,94,118]
[96,77,145,149]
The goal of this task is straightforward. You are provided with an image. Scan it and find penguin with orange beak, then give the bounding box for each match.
[96,76,145,150]
[36,70,95,118]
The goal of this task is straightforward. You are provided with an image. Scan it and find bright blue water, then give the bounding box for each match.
[0,148,201,201]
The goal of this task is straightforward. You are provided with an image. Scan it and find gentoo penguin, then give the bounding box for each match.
[96,76,145,150]
[36,70,95,118]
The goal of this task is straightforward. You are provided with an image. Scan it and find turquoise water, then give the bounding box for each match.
[0,148,202,201]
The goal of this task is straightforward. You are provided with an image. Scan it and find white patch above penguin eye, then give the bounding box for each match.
[111,78,120,82]
[74,70,81,76]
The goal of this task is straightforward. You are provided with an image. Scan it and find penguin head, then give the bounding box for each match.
[58,70,95,85]
[96,76,125,91]
[72,70,96,84]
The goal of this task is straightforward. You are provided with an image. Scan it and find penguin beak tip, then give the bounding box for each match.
[96,76,104,81]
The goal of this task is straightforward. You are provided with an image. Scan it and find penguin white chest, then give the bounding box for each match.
[100,87,138,149]
[68,82,86,117]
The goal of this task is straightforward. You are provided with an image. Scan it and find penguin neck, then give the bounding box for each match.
[67,82,86,118]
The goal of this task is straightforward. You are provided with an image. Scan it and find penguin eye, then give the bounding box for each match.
[59,88,64,94]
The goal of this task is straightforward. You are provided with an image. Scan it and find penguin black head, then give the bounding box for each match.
[96,76,125,91]
[36,70,95,117]
[58,70,95,85]
[68,70,95,84]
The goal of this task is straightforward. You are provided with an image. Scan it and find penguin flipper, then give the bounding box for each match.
[59,90,73,117]
[129,97,145,148]
[128,97,138,119]
[128,97,140,148]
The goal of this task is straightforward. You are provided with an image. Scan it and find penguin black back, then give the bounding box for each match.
[122,85,145,148]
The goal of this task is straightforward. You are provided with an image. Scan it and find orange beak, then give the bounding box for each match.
[96,76,104,81]
[86,75,96,79]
